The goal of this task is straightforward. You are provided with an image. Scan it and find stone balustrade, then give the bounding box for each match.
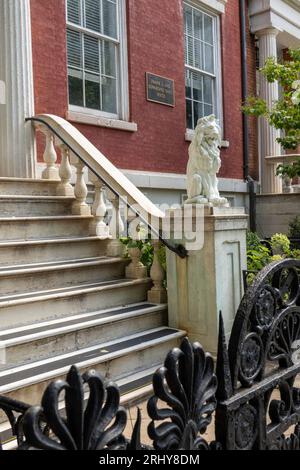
[265,154,300,194]
[35,122,167,303]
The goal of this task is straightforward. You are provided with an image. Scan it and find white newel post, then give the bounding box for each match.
[257,28,282,194]
[0,0,36,177]
[166,206,248,356]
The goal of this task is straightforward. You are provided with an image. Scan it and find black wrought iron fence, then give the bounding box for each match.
[0,258,300,451]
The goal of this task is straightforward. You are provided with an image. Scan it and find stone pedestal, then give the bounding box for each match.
[0,0,36,177]
[166,206,248,356]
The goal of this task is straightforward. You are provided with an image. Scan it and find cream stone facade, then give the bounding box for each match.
[249,0,300,194]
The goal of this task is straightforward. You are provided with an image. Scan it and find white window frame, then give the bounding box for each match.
[184,0,223,132]
[66,0,129,122]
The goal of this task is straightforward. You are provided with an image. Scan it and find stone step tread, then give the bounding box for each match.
[0,278,150,306]
[0,195,75,201]
[0,256,127,276]
[0,327,185,394]
[0,236,104,247]
[0,302,166,345]
[0,215,92,221]
[0,177,59,184]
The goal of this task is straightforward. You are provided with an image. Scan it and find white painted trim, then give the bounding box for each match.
[122,169,249,193]
[66,0,129,120]
[185,128,229,147]
[67,110,137,131]
[249,0,300,44]
[35,162,249,194]
[187,0,227,14]
[69,105,119,121]
[119,0,130,121]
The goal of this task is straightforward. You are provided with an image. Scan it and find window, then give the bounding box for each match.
[66,0,128,119]
[184,2,221,130]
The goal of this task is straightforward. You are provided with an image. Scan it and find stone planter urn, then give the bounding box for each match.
[282,176,293,193]
[126,246,147,279]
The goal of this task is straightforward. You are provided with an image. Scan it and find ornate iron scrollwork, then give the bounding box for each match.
[147,338,218,450]
[215,259,300,450]
[234,404,258,450]
[229,259,300,389]
[20,366,128,450]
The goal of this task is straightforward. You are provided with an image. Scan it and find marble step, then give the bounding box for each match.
[0,215,93,241]
[0,237,110,266]
[0,178,61,197]
[0,195,76,217]
[0,327,185,406]
[0,302,168,368]
[0,256,129,296]
[0,278,151,328]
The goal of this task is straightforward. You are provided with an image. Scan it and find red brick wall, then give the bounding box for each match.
[30,0,253,180]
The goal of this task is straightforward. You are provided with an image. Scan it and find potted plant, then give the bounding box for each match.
[276,160,300,193]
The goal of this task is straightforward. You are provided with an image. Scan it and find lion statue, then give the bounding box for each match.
[186,114,228,206]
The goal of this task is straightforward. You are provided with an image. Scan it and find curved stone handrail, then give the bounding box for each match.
[32,114,164,219]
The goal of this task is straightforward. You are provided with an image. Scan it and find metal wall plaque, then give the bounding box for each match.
[146,73,175,107]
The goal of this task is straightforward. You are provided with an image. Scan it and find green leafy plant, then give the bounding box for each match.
[291,249,300,259]
[289,216,300,239]
[276,160,300,179]
[246,232,272,272]
[270,233,291,255]
[243,48,300,150]
[120,237,166,274]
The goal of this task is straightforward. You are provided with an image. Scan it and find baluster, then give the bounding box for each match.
[41,130,59,180]
[126,243,147,279]
[106,193,125,257]
[148,240,167,304]
[89,172,110,238]
[71,157,91,216]
[125,222,147,279]
[56,145,74,197]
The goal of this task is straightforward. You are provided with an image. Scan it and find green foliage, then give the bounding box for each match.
[246,232,271,272]
[158,245,166,272]
[246,231,300,284]
[276,159,300,179]
[242,48,300,150]
[289,216,300,238]
[120,237,166,274]
[291,249,300,259]
[270,233,291,255]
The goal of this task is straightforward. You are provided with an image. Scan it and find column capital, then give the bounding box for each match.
[256,27,280,38]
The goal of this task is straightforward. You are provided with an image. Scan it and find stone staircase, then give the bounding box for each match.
[0,176,184,415]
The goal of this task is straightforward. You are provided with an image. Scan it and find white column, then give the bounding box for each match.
[0,0,36,178]
[257,28,282,194]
